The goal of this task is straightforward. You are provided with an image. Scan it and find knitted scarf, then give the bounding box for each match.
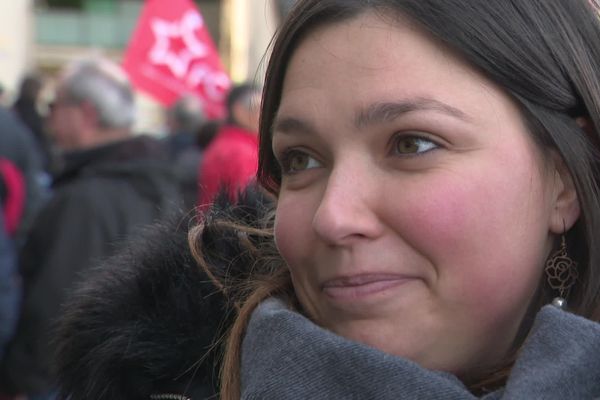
[241,298,600,399]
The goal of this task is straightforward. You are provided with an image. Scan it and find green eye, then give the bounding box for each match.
[281,150,321,174]
[394,136,438,155]
[289,153,310,172]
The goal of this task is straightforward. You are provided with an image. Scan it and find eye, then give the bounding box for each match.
[280,150,322,174]
[392,135,439,156]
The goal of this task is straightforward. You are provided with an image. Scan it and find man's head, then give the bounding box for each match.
[226,83,261,133]
[49,58,135,151]
[17,74,43,102]
[166,95,205,136]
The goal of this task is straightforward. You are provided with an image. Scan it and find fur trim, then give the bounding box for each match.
[199,187,280,295]
[54,186,273,400]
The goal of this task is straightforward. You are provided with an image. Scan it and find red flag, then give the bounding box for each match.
[122,0,231,119]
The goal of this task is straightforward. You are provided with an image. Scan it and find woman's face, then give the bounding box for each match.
[272,13,574,374]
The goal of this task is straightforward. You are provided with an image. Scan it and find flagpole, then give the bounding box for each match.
[220,0,233,78]
[226,0,249,83]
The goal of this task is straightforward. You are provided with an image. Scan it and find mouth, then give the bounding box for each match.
[321,273,415,301]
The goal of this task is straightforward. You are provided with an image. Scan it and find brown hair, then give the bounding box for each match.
[191,0,600,397]
[189,210,293,399]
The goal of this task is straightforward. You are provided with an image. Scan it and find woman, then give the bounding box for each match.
[191,0,600,398]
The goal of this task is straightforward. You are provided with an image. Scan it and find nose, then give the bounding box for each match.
[312,163,383,246]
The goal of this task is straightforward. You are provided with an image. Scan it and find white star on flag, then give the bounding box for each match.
[149,10,210,78]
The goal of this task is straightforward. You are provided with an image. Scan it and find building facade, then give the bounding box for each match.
[0,0,281,131]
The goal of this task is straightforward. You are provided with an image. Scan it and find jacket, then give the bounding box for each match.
[12,97,55,173]
[0,160,24,361]
[197,125,259,208]
[0,106,47,245]
[0,159,25,237]
[163,131,203,211]
[0,135,183,396]
[0,212,19,361]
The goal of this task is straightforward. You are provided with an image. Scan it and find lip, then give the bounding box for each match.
[321,273,416,301]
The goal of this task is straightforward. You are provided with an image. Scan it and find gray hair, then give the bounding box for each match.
[167,94,205,134]
[61,58,135,130]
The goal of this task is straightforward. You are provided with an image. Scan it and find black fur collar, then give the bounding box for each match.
[54,187,273,400]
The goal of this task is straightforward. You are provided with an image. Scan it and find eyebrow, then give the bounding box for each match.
[272,115,319,136]
[272,97,470,136]
[355,98,470,128]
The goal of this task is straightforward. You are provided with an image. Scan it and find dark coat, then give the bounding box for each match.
[0,135,183,396]
[52,187,272,400]
[0,106,47,244]
[163,131,203,211]
[12,98,54,173]
[0,211,19,361]
[0,159,24,361]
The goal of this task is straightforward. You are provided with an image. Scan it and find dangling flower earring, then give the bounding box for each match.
[545,223,578,309]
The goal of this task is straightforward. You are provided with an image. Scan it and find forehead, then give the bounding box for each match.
[276,12,516,131]
[284,13,458,93]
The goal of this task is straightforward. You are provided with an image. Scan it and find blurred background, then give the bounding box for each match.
[0,0,294,133]
[0,3,297,398]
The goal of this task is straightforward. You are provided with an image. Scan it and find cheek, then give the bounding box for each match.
[273,193,315,271]
[397,160,550,311]
[274,192,325,318]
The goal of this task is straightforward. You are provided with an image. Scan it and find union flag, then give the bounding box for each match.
[122,0,231,118]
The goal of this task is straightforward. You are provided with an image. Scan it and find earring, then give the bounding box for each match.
[545,232,578,309]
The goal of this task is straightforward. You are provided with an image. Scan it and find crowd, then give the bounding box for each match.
[0,56,260,399]
[3,0,600,399]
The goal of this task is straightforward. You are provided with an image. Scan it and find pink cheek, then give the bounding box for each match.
[399,176,541,317]
[398,180,507,277]
[398,183,474,249]
[273,198,312,268]
[273,219,293,265]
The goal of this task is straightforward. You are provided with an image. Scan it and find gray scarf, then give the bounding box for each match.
[241,298,600,399]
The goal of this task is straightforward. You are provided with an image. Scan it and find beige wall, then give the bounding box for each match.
[0,0,34,100]
[247,0,279,84]
[224,0,278,84]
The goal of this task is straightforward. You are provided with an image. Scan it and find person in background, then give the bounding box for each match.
[164,95,210,210]
[197,83,261,209]
[164,94,206,159]
[12,74,56,175]
[0,57,182,400]
[0,212,17,364]
[0,106,47,247]
[0,158,24,362]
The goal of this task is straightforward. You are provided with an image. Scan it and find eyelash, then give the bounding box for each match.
[389,133,440,157]
[277,133,441,175]
[278,148,321,175]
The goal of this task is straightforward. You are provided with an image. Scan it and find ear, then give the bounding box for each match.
[548,150,580,234]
